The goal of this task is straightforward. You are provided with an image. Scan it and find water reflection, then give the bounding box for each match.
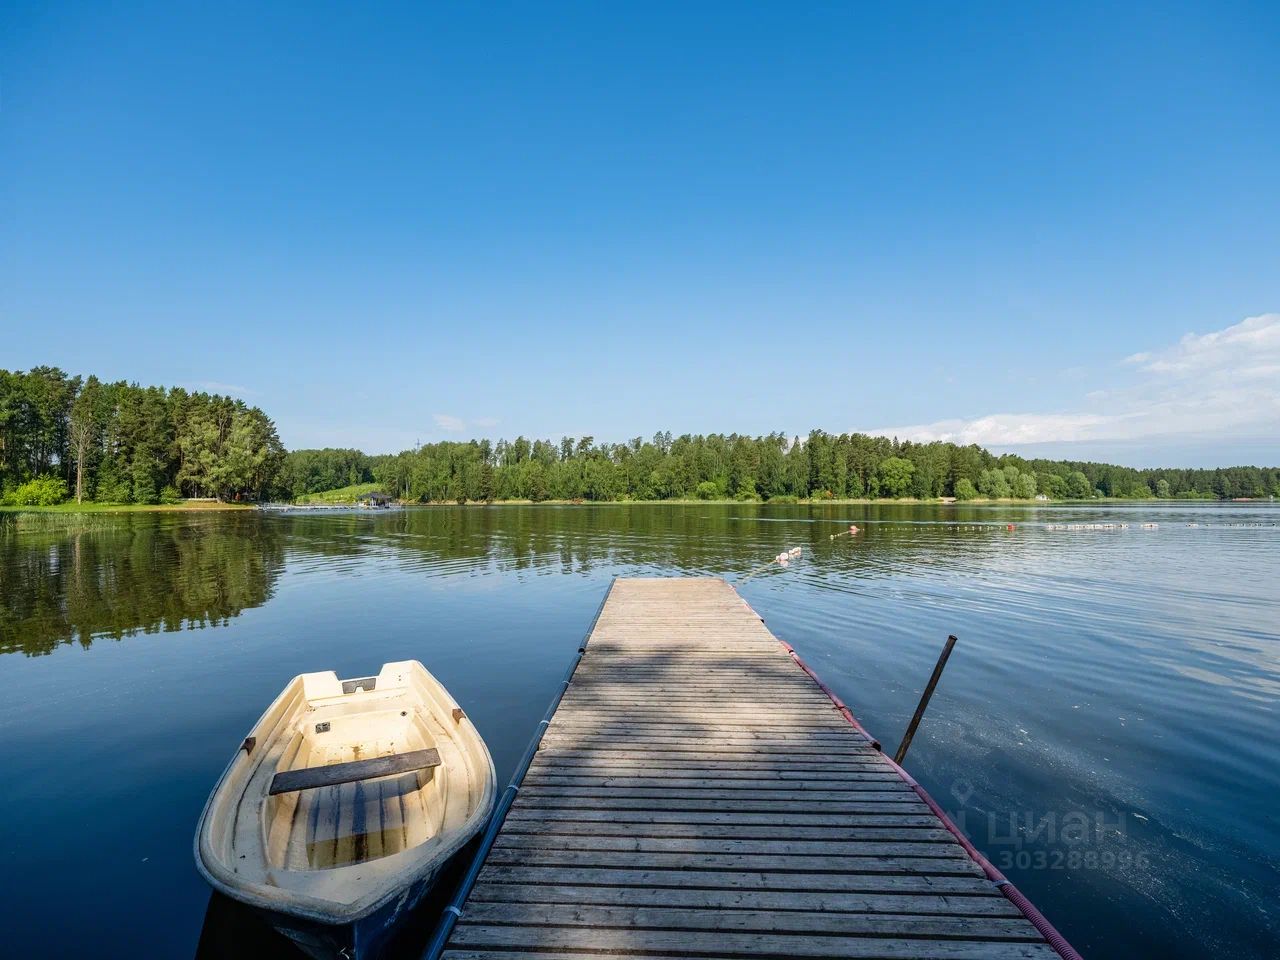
[272,502,1075,583]
[0,503,1276,959]
[0,513,284,656]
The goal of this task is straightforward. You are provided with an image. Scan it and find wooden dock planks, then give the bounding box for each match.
[443,577,1058,959]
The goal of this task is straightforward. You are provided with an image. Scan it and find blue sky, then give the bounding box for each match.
[3,2,1278,465]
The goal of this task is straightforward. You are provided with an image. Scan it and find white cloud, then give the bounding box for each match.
[433,413,467,432]
[868,313,1280,447]
[870,413,1113,446]
[1125,313,1280,376]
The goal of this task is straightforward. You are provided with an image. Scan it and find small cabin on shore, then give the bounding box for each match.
[356,491,394,508]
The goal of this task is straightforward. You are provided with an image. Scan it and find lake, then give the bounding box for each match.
[1,502,1276,959]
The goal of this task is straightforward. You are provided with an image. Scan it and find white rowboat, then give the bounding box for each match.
[195,661,496,959]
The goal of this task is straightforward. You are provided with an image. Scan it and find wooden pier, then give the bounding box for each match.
[440,578,1066,959]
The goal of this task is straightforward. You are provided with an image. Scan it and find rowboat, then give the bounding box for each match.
[194,661,496,959]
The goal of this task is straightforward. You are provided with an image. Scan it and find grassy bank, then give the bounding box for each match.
[0,500,253,535]
[293,482,384,505]
[0,500,254,514]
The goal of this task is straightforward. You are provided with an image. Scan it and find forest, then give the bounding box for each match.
[0,367,284,505]
[4,367,1278,506]
[290,432,1280,504]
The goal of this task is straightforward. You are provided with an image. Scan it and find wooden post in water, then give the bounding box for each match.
[893,634,957,765]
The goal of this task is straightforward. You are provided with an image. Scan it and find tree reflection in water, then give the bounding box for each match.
[0,513,285,656]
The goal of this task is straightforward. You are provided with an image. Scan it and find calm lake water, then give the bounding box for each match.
[1,502,1277,959]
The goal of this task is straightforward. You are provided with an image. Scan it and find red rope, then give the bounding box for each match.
[777,640,881,750]
[776,635,1084,960]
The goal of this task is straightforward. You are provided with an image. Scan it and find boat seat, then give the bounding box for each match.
[269,748,442,795]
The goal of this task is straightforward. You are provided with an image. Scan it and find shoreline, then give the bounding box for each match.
[278,495,1223,508]
[4,495,1239,515]
[1,501,255,514]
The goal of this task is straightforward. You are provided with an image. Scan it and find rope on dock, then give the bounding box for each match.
[786,641,1085,960]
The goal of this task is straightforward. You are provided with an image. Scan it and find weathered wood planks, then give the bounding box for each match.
[442,577,1056,960]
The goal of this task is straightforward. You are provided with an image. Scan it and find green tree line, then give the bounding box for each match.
[6,365,1276,506]
[350,430,1280,504]
[1,367,284,505]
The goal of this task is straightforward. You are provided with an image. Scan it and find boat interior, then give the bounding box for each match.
[263,668,450,871]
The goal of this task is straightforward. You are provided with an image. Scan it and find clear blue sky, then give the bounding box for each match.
[4,2,1278,465]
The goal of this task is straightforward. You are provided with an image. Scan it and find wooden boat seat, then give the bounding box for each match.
[269,748,442,796]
